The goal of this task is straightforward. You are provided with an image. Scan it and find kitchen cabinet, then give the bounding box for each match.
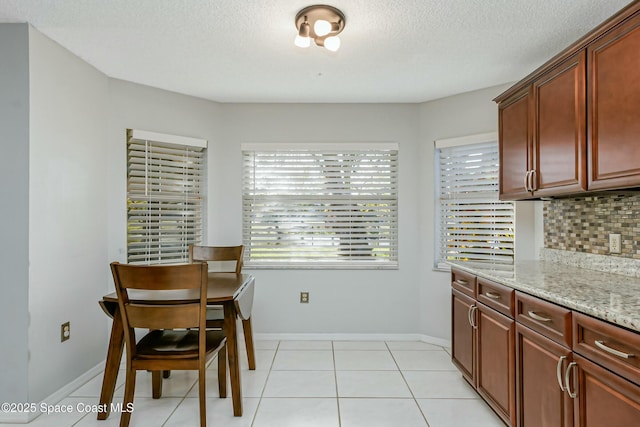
[498,53,586,200]
[451,268,515,425]
[477,301,515,425]
[449,262,640,427]
[571,312,640,426]
[498,89,532,200]
[451,269,477,385]
[587,14,640,190]
[515,292,573,427]
[495,2,640,198]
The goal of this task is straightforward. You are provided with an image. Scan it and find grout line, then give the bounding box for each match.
[332,340,343,427]
[386,341,432,427]
[250,340,280,427]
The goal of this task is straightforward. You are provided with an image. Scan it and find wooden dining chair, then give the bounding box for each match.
[110,262,227,427]
[189,244,256,370]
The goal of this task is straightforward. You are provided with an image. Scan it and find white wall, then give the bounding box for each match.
[218,104,423,336]
[0,23,30,407]
[417,83,541,341]
[27,27,110,402]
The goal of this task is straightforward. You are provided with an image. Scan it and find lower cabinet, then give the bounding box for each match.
[477,303,515,425]
[451,288,476,385]
[515,322,573,427]
[573,354,640,426]
[451,267,640,427]
[451,269,515,425]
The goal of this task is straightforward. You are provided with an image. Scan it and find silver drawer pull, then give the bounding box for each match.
[556,356,566,391]
[484,291,501,300]
[564,362,577,399]
[454,279,468,286]
[595,340,635,359]
[528,311,552,323]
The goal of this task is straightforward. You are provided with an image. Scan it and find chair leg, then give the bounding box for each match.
[120,369,136,427]
[242,318,256,370]
[199,364,207,427]
[151,371,163,399]
[218,345,227,398]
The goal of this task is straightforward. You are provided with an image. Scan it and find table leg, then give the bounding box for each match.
[97,306,124,420]
[242,318,256,370]
[224,301,243,416]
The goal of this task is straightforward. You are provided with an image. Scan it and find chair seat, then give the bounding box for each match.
[137,329,226,357]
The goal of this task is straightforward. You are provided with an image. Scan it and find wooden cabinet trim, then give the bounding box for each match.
[494,4,640,103]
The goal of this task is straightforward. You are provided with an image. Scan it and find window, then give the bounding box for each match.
[435,133,514,269]
[242,143,398,269]
[127,129,206,264]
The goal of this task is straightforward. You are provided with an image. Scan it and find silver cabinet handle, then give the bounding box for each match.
[484,291,501,300]
[530,169,537,192]
[454,279,468,286]
[527,311,552,323]
[523,170,532,192]
[564,362,577,399]
[556,356,566,391]
[467,305,478,329]
[595,340,635,359]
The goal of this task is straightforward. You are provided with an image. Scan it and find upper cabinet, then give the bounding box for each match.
[495,2,640,200]
[588,16,640,190]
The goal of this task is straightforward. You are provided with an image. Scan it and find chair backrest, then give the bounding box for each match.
[110,262,209,357]
[189,245,244,274]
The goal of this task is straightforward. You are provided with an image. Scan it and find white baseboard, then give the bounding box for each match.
[254,332,451,348]
[0,362,105,424]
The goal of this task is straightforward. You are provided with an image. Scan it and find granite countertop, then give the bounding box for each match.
[448,259,640,333]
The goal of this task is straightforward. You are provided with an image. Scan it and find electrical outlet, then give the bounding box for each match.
[300,292,309,303]
[61,322,70,342]
[609,234,621,254]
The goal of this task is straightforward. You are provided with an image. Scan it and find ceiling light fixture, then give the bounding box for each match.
[294,5,345,52]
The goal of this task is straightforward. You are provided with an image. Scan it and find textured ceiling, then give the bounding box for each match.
[0,0,633,103]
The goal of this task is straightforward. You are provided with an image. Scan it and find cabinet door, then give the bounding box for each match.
[573,354,640,427]
[499,88,533,200]
[588,15,640,190]
[452,288,476,386]
[477,303,515,426]
[533,52,586,196]
[516,323,573,427]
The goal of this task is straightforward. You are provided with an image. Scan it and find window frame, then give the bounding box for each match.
[434,132,515,271]
[241,142,399,270]
[126,129,207,265]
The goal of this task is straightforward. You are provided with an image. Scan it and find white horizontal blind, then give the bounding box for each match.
[242,145,398,268]
[127,130,206,264]
[437,140,514,268]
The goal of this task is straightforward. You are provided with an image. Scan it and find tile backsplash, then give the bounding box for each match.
[544,192,640,259]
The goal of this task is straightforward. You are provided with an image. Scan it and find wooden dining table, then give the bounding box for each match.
[97,272,255,419]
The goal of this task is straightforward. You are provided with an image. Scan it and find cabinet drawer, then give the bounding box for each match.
[573,312,640,386]
[516,291,572,347]
[477,278,514,318]
[451,268,477,298]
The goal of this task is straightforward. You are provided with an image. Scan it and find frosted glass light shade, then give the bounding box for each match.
[324,36,341,52]
[314,19,331,37]
[295,35,311,48]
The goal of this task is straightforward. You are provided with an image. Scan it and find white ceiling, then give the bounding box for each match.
[0,0,632,103]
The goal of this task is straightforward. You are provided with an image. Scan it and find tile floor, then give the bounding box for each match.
[8,340,505,426]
